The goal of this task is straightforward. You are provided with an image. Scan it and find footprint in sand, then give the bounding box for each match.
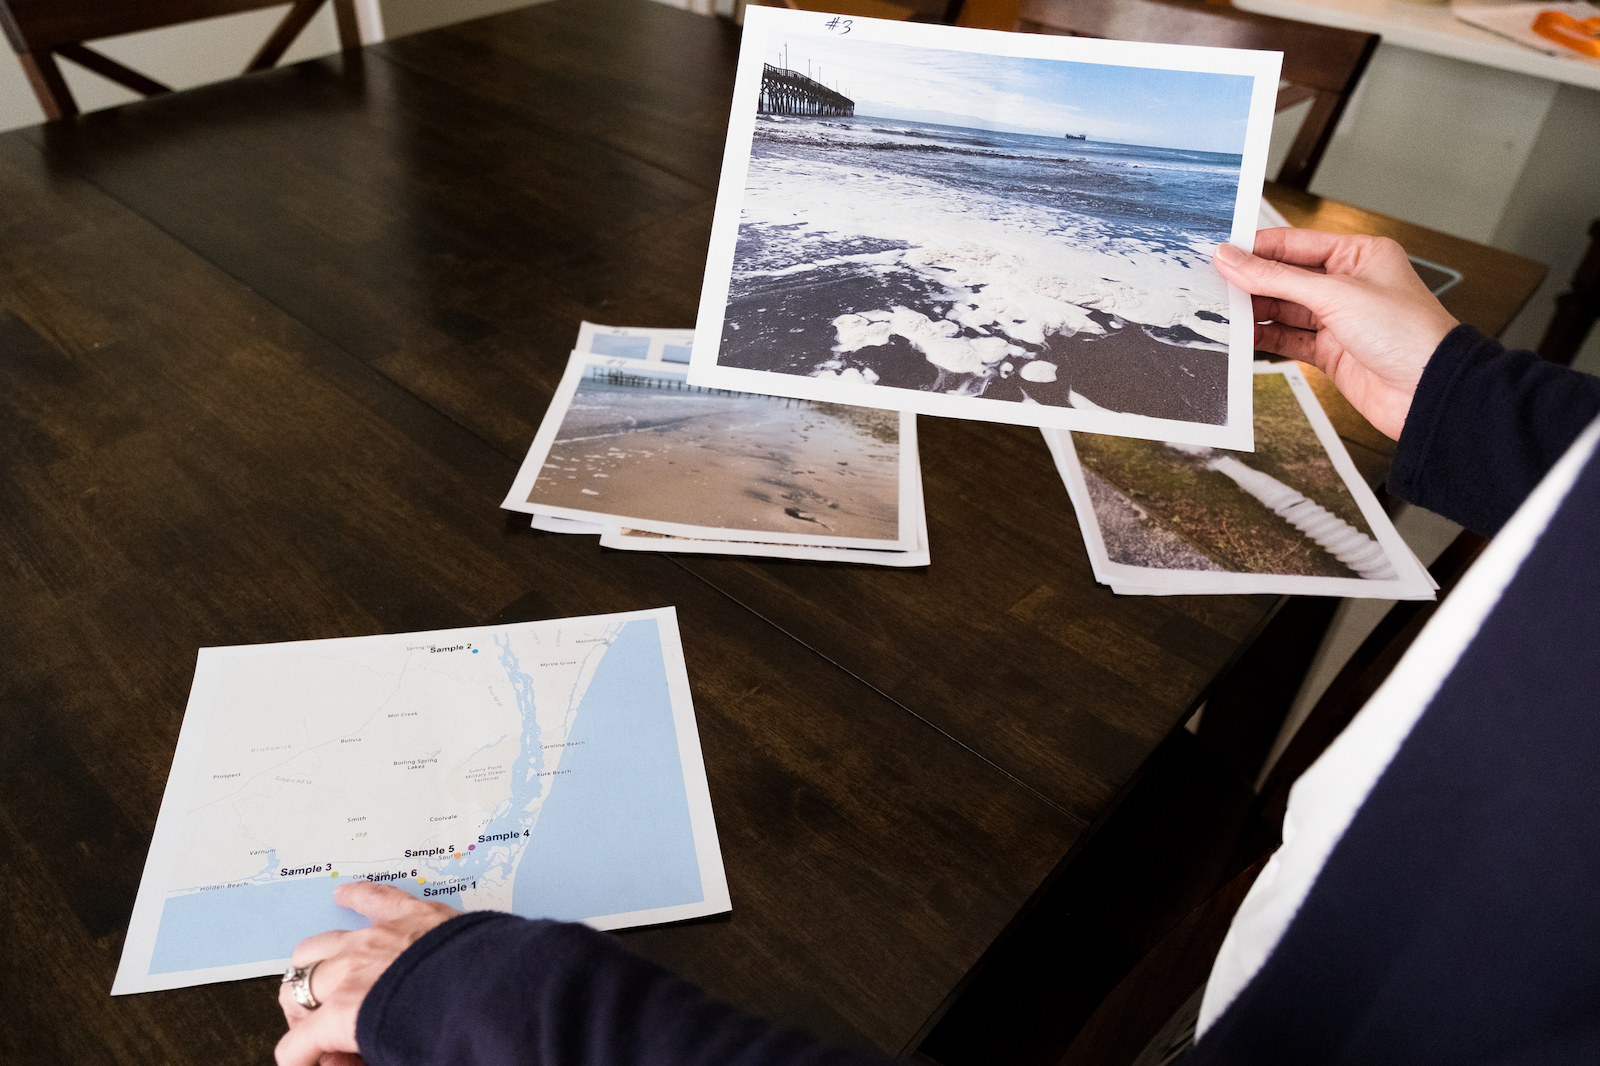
[784,507,833,530]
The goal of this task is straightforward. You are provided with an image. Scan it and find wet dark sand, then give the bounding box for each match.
[720,264,1227,422]
[721,266,946,389]
[992,322,1228,424]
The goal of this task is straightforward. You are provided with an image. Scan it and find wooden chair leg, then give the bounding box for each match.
[332,0,363,49]
[1057,858,1269,1066]
[249,0,329,72]
[1193,594,1342,786]
[17,49,76,121]
[1538,219,1600,368]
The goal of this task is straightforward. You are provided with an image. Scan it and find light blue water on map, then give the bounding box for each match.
[148,875,374,974]
[510,618,702,920]
[147,618,703,974]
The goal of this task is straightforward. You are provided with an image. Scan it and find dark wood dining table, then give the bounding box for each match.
[0,1,1546,1063]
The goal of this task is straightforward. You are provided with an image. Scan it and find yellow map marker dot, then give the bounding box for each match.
[417,877,427,884]
[330,871,339,877]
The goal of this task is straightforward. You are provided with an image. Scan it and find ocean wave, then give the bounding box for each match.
[723,117,1237,419]
[756,126,1063,164]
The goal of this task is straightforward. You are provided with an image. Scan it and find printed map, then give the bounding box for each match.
[115,608,727,994]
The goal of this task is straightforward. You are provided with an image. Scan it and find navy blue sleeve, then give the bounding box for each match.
[1390,325,1600,536]
[356,911,889,1066]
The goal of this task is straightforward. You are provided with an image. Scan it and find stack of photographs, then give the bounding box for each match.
[1046,362,1436,599]
[577,321,695,364]
[524,324,697,536]
[504,326,929,567]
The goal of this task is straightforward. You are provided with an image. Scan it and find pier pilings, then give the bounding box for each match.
[759,64,854,118]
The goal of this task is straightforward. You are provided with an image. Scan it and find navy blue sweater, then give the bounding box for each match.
[1183,331,1600,1064]
[358,328,1600,1066]
[1391,324,1600,536]
[357,914,886,1066]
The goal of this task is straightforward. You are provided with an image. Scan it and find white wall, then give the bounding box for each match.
[1490,81,1600,374]
[1308,45,1556,246]
[1304,45,1600,375]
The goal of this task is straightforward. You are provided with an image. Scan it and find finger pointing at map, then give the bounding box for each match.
[276,883,456,1066]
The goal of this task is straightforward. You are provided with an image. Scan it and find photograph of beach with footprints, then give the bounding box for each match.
[506,357,911,549]
[693,11,1276,446]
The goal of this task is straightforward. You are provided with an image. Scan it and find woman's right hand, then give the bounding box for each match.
[1213,229,1460,441]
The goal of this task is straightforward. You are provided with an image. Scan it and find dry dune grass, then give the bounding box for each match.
[1076,374,1373,577]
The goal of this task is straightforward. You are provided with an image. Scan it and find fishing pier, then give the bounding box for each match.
[759,64,854,117]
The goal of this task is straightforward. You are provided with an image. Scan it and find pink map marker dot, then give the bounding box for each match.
[468,844,475,850]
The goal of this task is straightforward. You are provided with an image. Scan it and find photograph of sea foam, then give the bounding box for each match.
[527,364,903,543]
[719,36,1254,425]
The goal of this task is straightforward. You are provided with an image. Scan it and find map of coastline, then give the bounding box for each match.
[116,609,723,990]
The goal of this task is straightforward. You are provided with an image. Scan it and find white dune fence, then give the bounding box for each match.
[1205,456,1396,580]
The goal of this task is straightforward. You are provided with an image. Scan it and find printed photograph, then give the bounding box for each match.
[598,526,930,567]
[525,362,905,544]
[717,31,1254,425]
[1073,372,1398,579]
[577,322,696,364]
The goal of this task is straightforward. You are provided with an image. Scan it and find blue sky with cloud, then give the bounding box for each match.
[765,37,1254,154]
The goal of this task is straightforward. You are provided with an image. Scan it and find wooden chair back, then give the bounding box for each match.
[0,0,360,121]
[1014,0,1378,190]
[1538,218,1600,368]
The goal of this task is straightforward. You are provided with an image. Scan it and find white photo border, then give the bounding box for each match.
[1047,362,1436,599]
[597,446,931,566]
[689,7,1282,449]
[504,351,919,550]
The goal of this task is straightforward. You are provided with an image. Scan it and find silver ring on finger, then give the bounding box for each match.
[281,959,323,1010]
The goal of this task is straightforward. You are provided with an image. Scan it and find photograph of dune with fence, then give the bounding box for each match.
[526,364,903,543]
[1072,371,1397,579]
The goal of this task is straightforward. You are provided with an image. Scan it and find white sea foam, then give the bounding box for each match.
[736,118,1231,385]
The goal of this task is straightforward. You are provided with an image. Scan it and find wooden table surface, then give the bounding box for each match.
[0,2,1545,1063]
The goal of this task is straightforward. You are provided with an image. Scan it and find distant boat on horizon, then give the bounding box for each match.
[1063,132,1087,140]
